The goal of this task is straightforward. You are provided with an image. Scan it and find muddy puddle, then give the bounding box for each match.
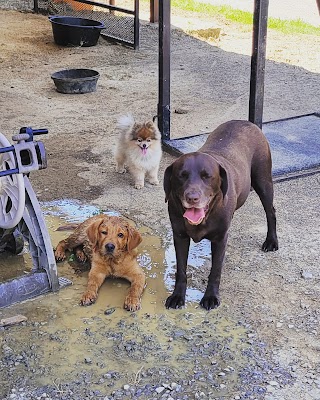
[0,200,282,399]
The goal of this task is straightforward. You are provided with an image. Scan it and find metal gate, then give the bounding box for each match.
[28,0,139,49]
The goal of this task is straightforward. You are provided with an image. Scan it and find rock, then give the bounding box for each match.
[301,271,313,279]
[0,315,27,327]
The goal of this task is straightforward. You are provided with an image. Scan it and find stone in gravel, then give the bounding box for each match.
[104,308,116,315]
[170,382,178,389]
[155,387,165,394]
[268,380,279,386]
[301,271,313,279]
[0,315,27,327]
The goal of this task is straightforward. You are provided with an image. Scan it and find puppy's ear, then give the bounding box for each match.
[146,121,162,140]
[126,224,142,251]
[164,164,173,203]
[219,165,228,198]
[86,218,105,250]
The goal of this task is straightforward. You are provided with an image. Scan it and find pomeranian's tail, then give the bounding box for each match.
[117,114,135,132]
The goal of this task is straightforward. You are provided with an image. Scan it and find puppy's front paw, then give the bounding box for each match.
[134,182,144,190]
[116,166,126,174]
[80,291,97,306]
[149,178,159,186]
[124,294,141,311]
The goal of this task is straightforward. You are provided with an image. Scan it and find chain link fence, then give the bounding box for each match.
[0,0,139,48]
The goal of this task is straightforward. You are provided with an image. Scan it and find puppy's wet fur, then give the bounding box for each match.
[55,215,145,311]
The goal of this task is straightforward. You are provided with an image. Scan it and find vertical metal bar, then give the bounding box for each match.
[33,0,39,13]
[158,0,171,140]
[249,0,269,129]
[150,0,159,23]
[134,0,140,50]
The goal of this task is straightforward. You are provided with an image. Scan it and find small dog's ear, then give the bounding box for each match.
[145,121,162,140]
[126,224,142,251]
[164,164,173,202]
[145,121,154,129]
[219,165,228,198]
[86,218,105,249]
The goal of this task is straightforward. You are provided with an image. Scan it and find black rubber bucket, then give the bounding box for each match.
[49,16,106,47]
[51,69,100,94]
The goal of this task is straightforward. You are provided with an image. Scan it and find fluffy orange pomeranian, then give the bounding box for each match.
[115,115,162,189]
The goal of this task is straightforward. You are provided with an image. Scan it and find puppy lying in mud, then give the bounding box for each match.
[55,215,145,311]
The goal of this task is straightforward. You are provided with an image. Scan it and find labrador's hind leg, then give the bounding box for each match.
[251,171,278,252]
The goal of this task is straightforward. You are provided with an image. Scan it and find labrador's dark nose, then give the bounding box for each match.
[185,191,200,205]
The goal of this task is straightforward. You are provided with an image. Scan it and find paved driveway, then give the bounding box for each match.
[197,0,320,26]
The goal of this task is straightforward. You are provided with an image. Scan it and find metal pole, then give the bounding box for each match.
[134,0,140,50]
[33,0,39,12]
[158,0,171,140]
[150,0,159,23]
[249,0,269,128]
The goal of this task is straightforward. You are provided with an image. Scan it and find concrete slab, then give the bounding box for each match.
[163,113,320,178]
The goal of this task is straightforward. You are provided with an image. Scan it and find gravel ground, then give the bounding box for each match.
[0,4,320,400]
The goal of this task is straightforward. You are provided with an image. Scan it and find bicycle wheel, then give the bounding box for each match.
[0,133,25,229]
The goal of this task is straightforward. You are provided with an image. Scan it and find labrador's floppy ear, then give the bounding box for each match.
[163,163,174,203]
[126,224,142,251]
[219,164,228,198]
[86,217,106,250]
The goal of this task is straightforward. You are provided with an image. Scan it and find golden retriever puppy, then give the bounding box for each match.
[115,114,162,189]
[55,215,145,311]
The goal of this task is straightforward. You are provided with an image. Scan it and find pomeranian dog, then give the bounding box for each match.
[115,114,162,189]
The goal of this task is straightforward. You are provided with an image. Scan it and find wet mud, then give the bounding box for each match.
[0,201,294,399]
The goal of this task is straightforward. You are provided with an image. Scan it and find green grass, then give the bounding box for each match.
[167,0,320,36]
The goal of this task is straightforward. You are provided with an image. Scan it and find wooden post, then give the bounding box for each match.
[150,0,159,23]
[158,0,171,140]
[249,0,269,129]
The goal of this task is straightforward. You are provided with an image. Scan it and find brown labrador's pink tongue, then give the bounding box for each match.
[183,207,205,225]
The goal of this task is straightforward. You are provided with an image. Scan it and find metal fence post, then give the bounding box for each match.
[158,0,171,140]
[249,0,269,129]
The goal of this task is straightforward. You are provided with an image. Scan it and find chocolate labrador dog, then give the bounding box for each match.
[164,120,278,310]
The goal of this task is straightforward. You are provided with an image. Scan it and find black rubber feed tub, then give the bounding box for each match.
[49,16,106,47]
[51,69,100,94]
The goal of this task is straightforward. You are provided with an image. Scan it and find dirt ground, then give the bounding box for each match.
[0,6,320,400]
